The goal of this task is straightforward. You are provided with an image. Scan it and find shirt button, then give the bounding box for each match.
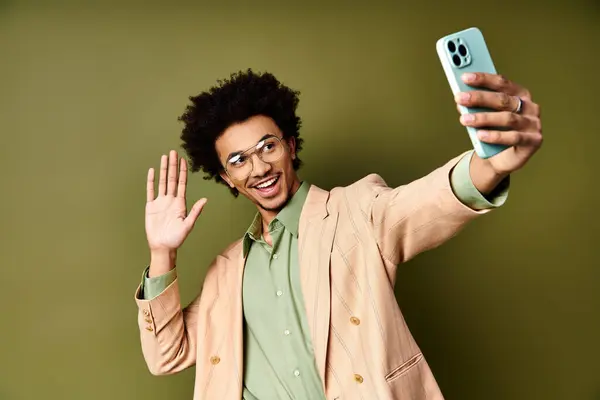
[272,254,278,259]
[284,329,290,335]
[276,290,283,297]
[294,370,300,377]
[350,316,361,325]
[354,374,364,383]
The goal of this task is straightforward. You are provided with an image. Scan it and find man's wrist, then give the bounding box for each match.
[149,249,177,278]
[469,153,508,196]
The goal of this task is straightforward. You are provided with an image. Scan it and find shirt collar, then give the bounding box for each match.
[242,181,311,257]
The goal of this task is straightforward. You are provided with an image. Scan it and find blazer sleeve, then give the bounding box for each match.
[359,152,494,265]
[133,261,221,376]
[134,277,200,375]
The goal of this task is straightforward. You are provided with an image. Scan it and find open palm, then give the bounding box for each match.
[145,151,207,252]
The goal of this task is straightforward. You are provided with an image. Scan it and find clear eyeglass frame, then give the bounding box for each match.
[224,134,286,181]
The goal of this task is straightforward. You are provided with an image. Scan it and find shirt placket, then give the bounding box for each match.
[268,225,304,396]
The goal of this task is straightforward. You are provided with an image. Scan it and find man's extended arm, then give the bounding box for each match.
[357,151,506,265]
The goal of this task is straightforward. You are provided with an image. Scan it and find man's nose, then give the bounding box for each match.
[250,153,271,177]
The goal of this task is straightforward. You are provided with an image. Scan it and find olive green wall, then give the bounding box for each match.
[1,1,598,399]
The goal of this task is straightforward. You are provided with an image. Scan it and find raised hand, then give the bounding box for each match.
[145,150,207,263]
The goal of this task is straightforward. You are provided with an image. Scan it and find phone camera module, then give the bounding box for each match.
[458,44,467,56]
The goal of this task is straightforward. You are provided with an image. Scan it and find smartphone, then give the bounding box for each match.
[436,27,508,159]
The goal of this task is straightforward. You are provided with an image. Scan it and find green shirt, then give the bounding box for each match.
[240,181,323,399]
[138,150,509,398]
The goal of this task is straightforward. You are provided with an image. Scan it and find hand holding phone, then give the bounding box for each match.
[435,27,543,180]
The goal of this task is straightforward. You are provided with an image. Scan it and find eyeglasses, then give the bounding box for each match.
[224,134,286,181]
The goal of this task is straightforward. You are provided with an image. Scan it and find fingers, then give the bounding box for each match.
[177,157,188,199]
[460,109,543,149]
[184,198,208,230]
[461,72,531,100]
[158,154,168,196]
[146,168,155,202]
[456,91,540,116]
[153,151,186,199]
[460,111,539,131]
[476,129,543,148]
[167,150,178,196]
[456,90,518,112]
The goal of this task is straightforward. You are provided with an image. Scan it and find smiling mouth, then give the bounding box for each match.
[253,175,279,190]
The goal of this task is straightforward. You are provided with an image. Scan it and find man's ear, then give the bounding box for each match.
[220,171,235,188]
[286,137,297,160]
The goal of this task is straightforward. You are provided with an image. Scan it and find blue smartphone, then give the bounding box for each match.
[436,27,509,159]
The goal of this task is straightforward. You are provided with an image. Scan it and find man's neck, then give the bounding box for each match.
[258,178,301,232]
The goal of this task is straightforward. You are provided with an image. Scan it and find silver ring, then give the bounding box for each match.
[514,96,523,114]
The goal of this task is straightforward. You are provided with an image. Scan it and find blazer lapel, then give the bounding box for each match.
[222,242,246,398]
[298,185,338,387]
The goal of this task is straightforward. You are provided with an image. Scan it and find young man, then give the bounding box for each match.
[134,70,542,399]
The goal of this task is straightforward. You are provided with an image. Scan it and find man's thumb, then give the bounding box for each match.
[185,198,207,227]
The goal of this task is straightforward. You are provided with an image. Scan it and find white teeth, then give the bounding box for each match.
[256,177,278,189]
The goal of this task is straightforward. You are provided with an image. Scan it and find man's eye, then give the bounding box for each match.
[229,155,246,166]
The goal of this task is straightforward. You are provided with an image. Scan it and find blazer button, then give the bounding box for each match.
[354,374,364,383]
[350,316,360,325]
[145,326,153,332]
[210,356,220,365]
[143,309,150,317]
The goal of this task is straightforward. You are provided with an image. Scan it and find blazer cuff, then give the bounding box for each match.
[450,150,510,210]
[134,278,182,336]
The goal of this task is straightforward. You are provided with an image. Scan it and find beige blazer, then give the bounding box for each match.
[135,153,490,399]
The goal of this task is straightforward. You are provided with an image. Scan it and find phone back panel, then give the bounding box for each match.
[436,27,508,159]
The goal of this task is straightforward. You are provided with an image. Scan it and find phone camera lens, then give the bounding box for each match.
[452,54,461,66]
[458,45,467,56]
[447,41,456,53]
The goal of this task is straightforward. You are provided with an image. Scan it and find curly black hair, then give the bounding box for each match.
[179,69,304,197]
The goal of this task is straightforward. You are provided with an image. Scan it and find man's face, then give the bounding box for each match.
[217,115,300,214]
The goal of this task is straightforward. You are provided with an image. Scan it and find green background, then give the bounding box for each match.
[1,1,598,399]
